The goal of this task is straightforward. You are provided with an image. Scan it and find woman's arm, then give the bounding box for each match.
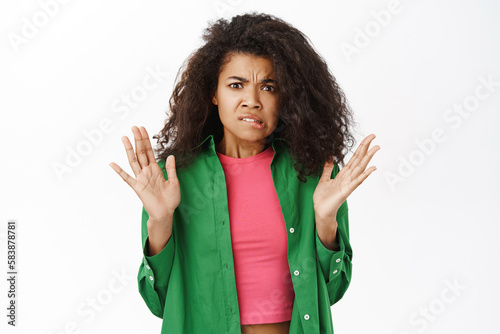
[138,206,176,318]
[315,201,352,306]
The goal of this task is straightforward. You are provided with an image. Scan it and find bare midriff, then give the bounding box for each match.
[241,320,291,334]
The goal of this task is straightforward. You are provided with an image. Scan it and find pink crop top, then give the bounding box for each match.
[216,144,295,325]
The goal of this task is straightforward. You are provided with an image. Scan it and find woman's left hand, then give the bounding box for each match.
[313,134,380,222]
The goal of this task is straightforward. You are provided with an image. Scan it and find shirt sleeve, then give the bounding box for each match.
[315,164,353,306]
[137,204,175,318]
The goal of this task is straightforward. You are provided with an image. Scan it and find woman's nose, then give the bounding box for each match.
[242,88,261,109]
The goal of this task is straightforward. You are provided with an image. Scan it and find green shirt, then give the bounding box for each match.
[138,134,352,333]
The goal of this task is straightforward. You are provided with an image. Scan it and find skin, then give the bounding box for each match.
[314,134,380,252]
[109,53,380,334]
[212,52,280,158]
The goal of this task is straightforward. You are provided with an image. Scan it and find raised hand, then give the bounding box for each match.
[109,126,180,223]
[313,134,380,222]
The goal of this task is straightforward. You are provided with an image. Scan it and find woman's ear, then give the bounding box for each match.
[212,96,218,105]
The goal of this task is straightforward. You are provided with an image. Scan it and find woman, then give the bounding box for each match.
[110,12,379,334]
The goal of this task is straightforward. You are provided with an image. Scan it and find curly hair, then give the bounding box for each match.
[153,11,358,183]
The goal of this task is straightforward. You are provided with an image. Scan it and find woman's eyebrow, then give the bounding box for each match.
[225,76,276,84]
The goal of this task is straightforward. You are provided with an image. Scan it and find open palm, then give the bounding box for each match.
[109,126,180,222]
[313,134,380,220]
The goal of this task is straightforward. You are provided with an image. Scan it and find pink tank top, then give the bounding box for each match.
[216,144,295,325]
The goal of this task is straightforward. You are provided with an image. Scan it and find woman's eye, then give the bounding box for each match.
[229,83,275,92]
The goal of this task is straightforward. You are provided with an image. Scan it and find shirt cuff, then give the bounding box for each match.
[315,228,345,281]
[142,235,175,288]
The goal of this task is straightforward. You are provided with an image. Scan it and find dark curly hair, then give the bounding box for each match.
[153,11,358,183]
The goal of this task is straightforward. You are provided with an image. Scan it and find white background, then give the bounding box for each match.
[1,0,499,333]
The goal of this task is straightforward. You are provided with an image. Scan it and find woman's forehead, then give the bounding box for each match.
[219,53,275,78]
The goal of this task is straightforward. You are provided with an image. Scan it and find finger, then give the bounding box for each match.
[351,165,377,189]
[165,155,178,181]
[109,162,137,189]
[132,126,149,168]
[344,134,376,172]
[139,126,157,165]
[345,134,375,169]
[352,144,380,177]
[121,136,142,176]
[319,158,335,182]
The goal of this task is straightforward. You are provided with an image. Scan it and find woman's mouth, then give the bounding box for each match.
[240,118,265,129]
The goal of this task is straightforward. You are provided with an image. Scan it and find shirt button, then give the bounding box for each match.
[294,270,300,276]
[146,265,150,270]
[304,314,310,320]
[336,258,341,263]
[332,270,338,274]
[289,228,295,233]
[149,276,154,281]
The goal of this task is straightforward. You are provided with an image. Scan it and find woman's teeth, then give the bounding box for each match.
[242,118,262,124]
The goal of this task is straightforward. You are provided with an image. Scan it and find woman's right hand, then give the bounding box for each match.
[109,125,180,224]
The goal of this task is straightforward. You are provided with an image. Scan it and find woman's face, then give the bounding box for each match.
[212,53,280,148]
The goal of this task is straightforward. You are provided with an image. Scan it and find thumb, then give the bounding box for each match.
[165,155,178,181]
[319,157,335,182]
